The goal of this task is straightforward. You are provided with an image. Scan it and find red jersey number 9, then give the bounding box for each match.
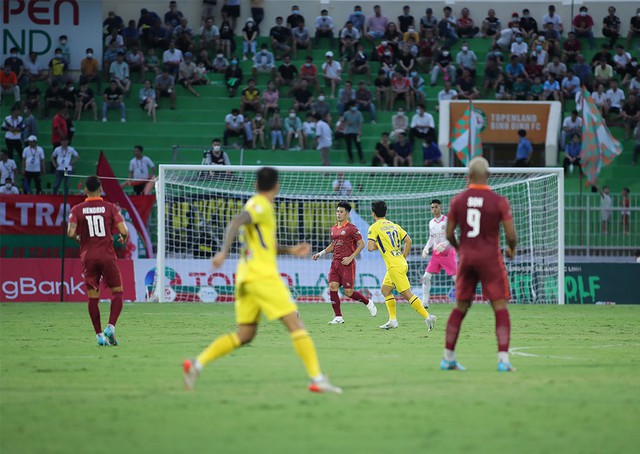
[466,208,481,238]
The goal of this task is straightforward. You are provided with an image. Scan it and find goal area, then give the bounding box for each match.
[152,166,564,304]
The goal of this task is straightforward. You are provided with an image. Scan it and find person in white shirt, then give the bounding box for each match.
[223,108,246,145]
[124,145,155,195]
[409,104,435,146]
[51,137,79,194]
[600,186,612,233]
[510,36,528,59]
[322,52,342,98]
[2,105,24,160]
[421,199,457,308]
[109,51,131,92]
[390,108,409,141]
[0,149,18,185]
[314,113,333,166]
[494,26,518,51]
[437,80,458,109]
[542,5,563,34]
[21,135,45,194]
[332,172,352,196]
[314,9,335,47]
[561,110,583,148]
[605,80,625,114]
[162,41,184,77]
[0,177,19,194]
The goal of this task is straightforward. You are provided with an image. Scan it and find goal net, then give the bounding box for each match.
[152,166,564,304]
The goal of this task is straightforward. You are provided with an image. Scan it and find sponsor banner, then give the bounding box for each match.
[449,101,551,144]
[0,195,155,236]
[2,0,103,70]
[564,263,639,305]
[0,259,136,302]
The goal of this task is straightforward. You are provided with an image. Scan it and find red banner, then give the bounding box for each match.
[0,259,136,302]
[0,195,154,235]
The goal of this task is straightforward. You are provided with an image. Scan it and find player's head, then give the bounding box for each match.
[336,201,352,222]
[622,187,630,196]
[133,145,143,158]
[256,167,279,194]
[371,200,387,219]
[430,199,442,217]
[468,156,490,184]
[85,175,102,195]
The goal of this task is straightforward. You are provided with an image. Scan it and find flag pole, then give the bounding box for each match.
[468,99,473,165]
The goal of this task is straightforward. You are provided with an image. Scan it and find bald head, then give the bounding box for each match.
[468,157,490,184]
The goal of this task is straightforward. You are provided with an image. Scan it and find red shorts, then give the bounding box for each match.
[328,259,356,289]
[456,257,510,302]
[82,258,122,291]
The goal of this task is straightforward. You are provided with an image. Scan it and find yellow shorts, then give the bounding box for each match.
[235,278,298,325]
[382,264,411,293]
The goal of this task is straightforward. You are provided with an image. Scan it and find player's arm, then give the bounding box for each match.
[402,234,412,258]
[367,238,378,251]
[503,218,517,259]
[312,241,334,260]
[446,217,459,250]
[342,238,364,265]
[212,210,252,268]
[66,221,78,241]
[116,221,129,244]
[277,243,311,256]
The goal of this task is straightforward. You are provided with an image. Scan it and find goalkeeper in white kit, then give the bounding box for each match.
[421,199,457,307]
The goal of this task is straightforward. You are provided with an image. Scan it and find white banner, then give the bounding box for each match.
[2,0,103,70]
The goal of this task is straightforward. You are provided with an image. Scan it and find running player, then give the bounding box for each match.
[183,167,341,393]
[367,200,437,330]
[67,176,129,346]
[312,201,377,324]
[421,199,457,308]
[441,157,517,372]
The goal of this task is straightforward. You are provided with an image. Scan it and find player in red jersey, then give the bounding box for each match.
[312,201,378,324]
[441,157,518,372]
[67,176,129,346]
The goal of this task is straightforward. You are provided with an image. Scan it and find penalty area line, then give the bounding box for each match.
[510,346,581,361]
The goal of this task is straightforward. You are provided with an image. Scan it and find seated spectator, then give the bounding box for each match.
[482,56,503,96]
[124,44,145,83]
[218,21,235,59]
[284,109,303,150]
[301,113,316,149]
[457,69,480,99]
[269,17,291,59]
[528,76,544,100]
[420,8,438,38]
[0,177,19,194]
[147,18,171,50]
[75,82,97,121]
[372,132,395,166]
[390,71,412,111]
[437,80,459,107]
[562,134,582,175]
[24,52,47,82]
[505,55,528,87]
[48,48,68,85]
[224,58,242,97]
[510,35,528,59]
[365,5,389,43]
[455,42,478,77]
[374,70,391,111]
[561,70,581,100]
[108,51,131,93]
[410,104,435,145]
[276,55,298,89]
[80,48,101,92]
[252,113,267,149]
[592,83,608,116]
[621,94,639,140]
[393,132,413,166]
[573,54,592,90]
[349,44,370,80]
[591,44,614,68]
[430,47,455,86]
[163,41,183,77]
[390,107,409,141]
[314,9,335,48]
[456,8,479,38]
[211,52,229,73]
[146,48,160,75]
[102,79,126,122]
[519,9,538,40]
[292,80,313,112]
[262,80,279,117]
[24,81,42,118]
[253,44,276,78]
[200,17,220,53]
[613,45,632,77]
[542,4,563,35]
[240,79,261,114]
[104,28,124,50]
[398,5,415,34]
[542,72,561,101]
[416,29,438,70]
[223,108,245,145]
[379,45,397,78]
[122,20,140,48]
[594,60,614,87]
[298,57,319,92]
[628,68,640,96]
[242,18,258,61]
[172,17,193,40]
[482,9,501,38]
[292,21,311,59]
[61,80,76,114]
[336,80,355,115]
[397,46,416,77]
[4,47,27,88]
[349,5,366,33]
[269,108,285,150]
[322,51,342,98]
[602,6,621,46]
[572,6,595,50]
[165,1,183,29]
[155,68,176,109]
[627,9,640,47]
[44,82,65,118]
[408,71,426,106]
[179,52,206,97]
[541,22,561,56]
[355,81,376,123]
[340,21,360,57]
[0,64,20,104]
[438,6,458,46]
[560,32,581,64]
[422,137,443,166]
[544,55,566,81]
[382,23,402,52]
[138,9,162,44]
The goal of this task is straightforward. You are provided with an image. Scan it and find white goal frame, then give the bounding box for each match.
[154,165,564,304]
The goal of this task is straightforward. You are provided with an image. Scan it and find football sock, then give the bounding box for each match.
[108,292,123,326]
[444,349,456,362]
[409,295,429,319]
[445,307,467,351]
[495,308,511,356]
[88,298,101,334]
[329,291,342,316]
[384,295,397,320]
[349,290,369,305]
[290,329,322,379]
[422,272,432,302]
[197,332,241,367]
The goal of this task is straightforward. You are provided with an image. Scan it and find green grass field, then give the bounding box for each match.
[1,303,639,454]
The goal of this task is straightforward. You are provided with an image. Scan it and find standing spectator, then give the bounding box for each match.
[203,139,231,166]
[21,135,45,194]
[262,80,280,117]
[430,47,456,86]
[21,105,38,142]
[240,79,261,114]
[0,150,18,185]
[456,8,479,38]
[155,68,176,108]
[342,102,365,164]
[621,188,630,235]
[561,110,582,148]
[621,94,640,140]
[355,81,376,123]
[410,104,435,145]
[251,113,267,149]
[221,0,241,32]
[3,105,24,160]
[139,80,157,123]
[600,186,612,234]
[515,129,532,166]
[269,17,292,60]
[276,56,298,89]
[200,17,220,53]
[372,132,395,166]
[80,48,101,92]
[626,8,640,48]
[124,146,155,195]
[102,79,126,122]
[602,6,621,46]
[562,133,582,175]
[51,107,68,150]
[252,44,276,79]
[218,21,235,59]
[0,64,20,103]
[422,137,443,166]
[314,9,335,48]
[314,113,332,166]
[223,108,245,145]
[300,56,319,92]
[390,71,412,111]
[292,80,313,112]
[542,5,563,35]
[109,51,131,93]
[572,6,595,50]
[242,18,259,61]
[284,109,303,150]
[482,9,501,38]
[374,70,391,111]
[51,137,79,194]
[269,108,285,151]
[224,58,242,97]
[162,41,184,77]
[179,52,206,97]
[365,5,389,43]
[249,0,265,30]
[393,132,413,166]
[322,52,342,98]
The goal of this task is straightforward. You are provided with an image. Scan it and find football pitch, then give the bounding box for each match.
[1,303,638,454]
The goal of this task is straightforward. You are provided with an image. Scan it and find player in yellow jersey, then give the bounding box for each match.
[367,200,437,330]
[183,167,342,393]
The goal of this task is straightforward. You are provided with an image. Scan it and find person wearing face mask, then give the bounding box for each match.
[431,47,456,86]
[220,0,241,32]
[0,177,19,194]
[223,108,245,146]
[4,47,27,88]
[80,48,101,92]
[242,18,259,61]
[21,135,45,194]
[203,139,231,166]
[572,6,595,50]
[510,35,528,60]
[58,35,70,64]
[286,5,305,29]
[252,44,276,79]
[349,6,366,33]
[300,56,319,92]
[311,92,332,125]
[342,101,365,164]
[162,41,184,78]
[47,47,68,86]
[494,24,519,52]
[284,109,303,150]
[224,58,243,97]
[390,108,408,141]
[455,42,478,78]
[211,52,229,73]
[292,21,311,60]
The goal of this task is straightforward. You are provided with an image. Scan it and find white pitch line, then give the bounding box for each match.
[510,346,581,361]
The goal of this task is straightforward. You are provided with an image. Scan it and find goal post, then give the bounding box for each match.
[153,165,564,305]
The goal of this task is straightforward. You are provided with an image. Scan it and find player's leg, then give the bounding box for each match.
[442,253,458,301]
[342,262,377,316]
[482,262,514,372]
[328,280,344,324]
[423,257,442,307]
[441,264,476,370]
[103,261,124,346]
[379,274,399,329]
[83,262,107,346]
[398,287,436,330]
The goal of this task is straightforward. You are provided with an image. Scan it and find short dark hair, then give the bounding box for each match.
[85,175,101,192]
[371,200,387,217]
[431,199,442,205]
[256,167,278,191]
[518,129,527,137]
[337,201,352,212]
[212,138,221,143]
[134,145,143,152]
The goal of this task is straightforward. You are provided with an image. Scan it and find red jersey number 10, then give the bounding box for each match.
[466,209,481,238]
[87,215,107,237]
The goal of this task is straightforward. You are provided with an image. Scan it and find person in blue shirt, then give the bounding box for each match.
[504,55,528,88]
[563,133,582,175]
[422,137,442,166]
[348,6,366,33]
[515,129,533,167]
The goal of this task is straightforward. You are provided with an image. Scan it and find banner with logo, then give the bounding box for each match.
[0,195,155,236]
[1,0,102,70]
[0,259,136,302]
[449,101,552,144]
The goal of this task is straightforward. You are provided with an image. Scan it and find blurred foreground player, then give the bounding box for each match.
[67,176,129,346]
[442,157,517,372]
[183,167,342,393]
